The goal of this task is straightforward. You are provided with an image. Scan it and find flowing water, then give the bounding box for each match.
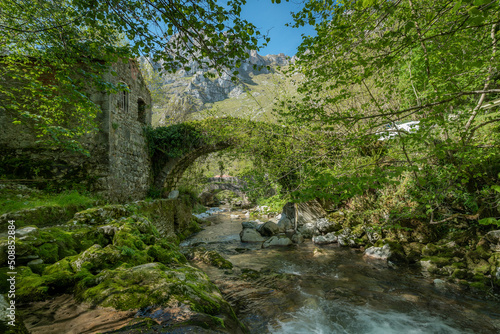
[182,209,500,334]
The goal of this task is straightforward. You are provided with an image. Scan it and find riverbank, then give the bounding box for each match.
[183,209,500,333]
[1,183,500,333]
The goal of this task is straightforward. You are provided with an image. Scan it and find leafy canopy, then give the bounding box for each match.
[0,0,266,152]
[273,0,500,219]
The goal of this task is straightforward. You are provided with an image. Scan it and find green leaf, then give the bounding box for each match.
[362,0,376,8]
[478,218,499,226]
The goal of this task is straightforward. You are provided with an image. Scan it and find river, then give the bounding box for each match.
[182,209,500,334]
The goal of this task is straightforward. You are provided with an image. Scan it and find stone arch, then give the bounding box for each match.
[149,117,284,195]
[153,141,231,193]
[203,183,249,203]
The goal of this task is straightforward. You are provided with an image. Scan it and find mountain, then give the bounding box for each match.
[140,50,297,126]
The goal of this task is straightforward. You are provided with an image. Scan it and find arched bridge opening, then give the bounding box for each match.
[145,117,279,194]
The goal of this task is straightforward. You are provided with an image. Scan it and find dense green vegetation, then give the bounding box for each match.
[232,0,500,227]
[2,2,500,330]
[0,0,265,152]
[0,187,100,215]
[151,0,500,245]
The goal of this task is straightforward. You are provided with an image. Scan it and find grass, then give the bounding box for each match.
[0,186,102,215]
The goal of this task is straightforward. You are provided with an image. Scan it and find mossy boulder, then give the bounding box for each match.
[451,269,473,280]
[0,205,82,232]
[402,242,424,263]
[470,259,491,275]
[71,205,131,225]
[79,263,240,332]
[15,267,49,303]
[421,256,452,268]
[147,243,187,265]
[70,244,123,273]
[184,248,233,269]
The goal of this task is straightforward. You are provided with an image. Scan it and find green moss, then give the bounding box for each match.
[421,256,452,268]
[42,258,76,293]
[113,223,146,250]
[16,267,49,302]
[451,262,465,269]
[207,315,225,329]
[0,189,98,216]
[82,263,174,310]
[475,245,491,259]
[422,243,438,256]
[13,239,36,258]
[39,243,59,263]
[451,269,471,279]
[74,268,97,294]
[471,259,491,275]
[177,219,201,241]
[147,245,186,265]
[468,281,487,290]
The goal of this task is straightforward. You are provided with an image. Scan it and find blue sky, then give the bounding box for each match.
[239,0,316,56]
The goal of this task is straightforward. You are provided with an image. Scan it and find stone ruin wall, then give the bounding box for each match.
[0,59,153,202]
[103,60,153,202]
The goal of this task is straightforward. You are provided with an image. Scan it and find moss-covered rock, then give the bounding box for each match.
[15,267,49,303]
[71,205,131,225]
[184,248,233,269]
[0,205,82,232]
[402,242,424,263]
[421,256,452,268]
[78,262,239,332]
[147,243,187,265]
[71,244,123,273]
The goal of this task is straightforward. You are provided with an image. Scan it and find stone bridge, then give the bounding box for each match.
[152,141,231,192]
[203,181,248,202]
[149,117,274,193]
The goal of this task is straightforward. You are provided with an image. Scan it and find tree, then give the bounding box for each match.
[0,0,266,152]
[277,0,500,220]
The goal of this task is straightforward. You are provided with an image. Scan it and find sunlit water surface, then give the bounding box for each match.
[183,209,500,334]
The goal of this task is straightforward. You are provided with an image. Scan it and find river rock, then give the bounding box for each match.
[259,221,279,236]
[167,190,179,199]
[364,244,392,260]
[298,223,319,238]
[15,226,40,240]
[366,229,382,243]
[262,235,293,248]
[277,215,293,232]
[97,225,118,236]
[485,230,500,244]
[281,200,327,227]
[337,228,357,247]
[316,218,341,233]
[240,228,265,242]
[242,221,259,229]
[312,232,338,245]
[291,232,304,244]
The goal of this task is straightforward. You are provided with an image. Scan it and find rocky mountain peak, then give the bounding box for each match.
[144,49,293,124]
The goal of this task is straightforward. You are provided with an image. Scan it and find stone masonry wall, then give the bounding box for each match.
[102,60,153,202]
[0,59,153,202]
